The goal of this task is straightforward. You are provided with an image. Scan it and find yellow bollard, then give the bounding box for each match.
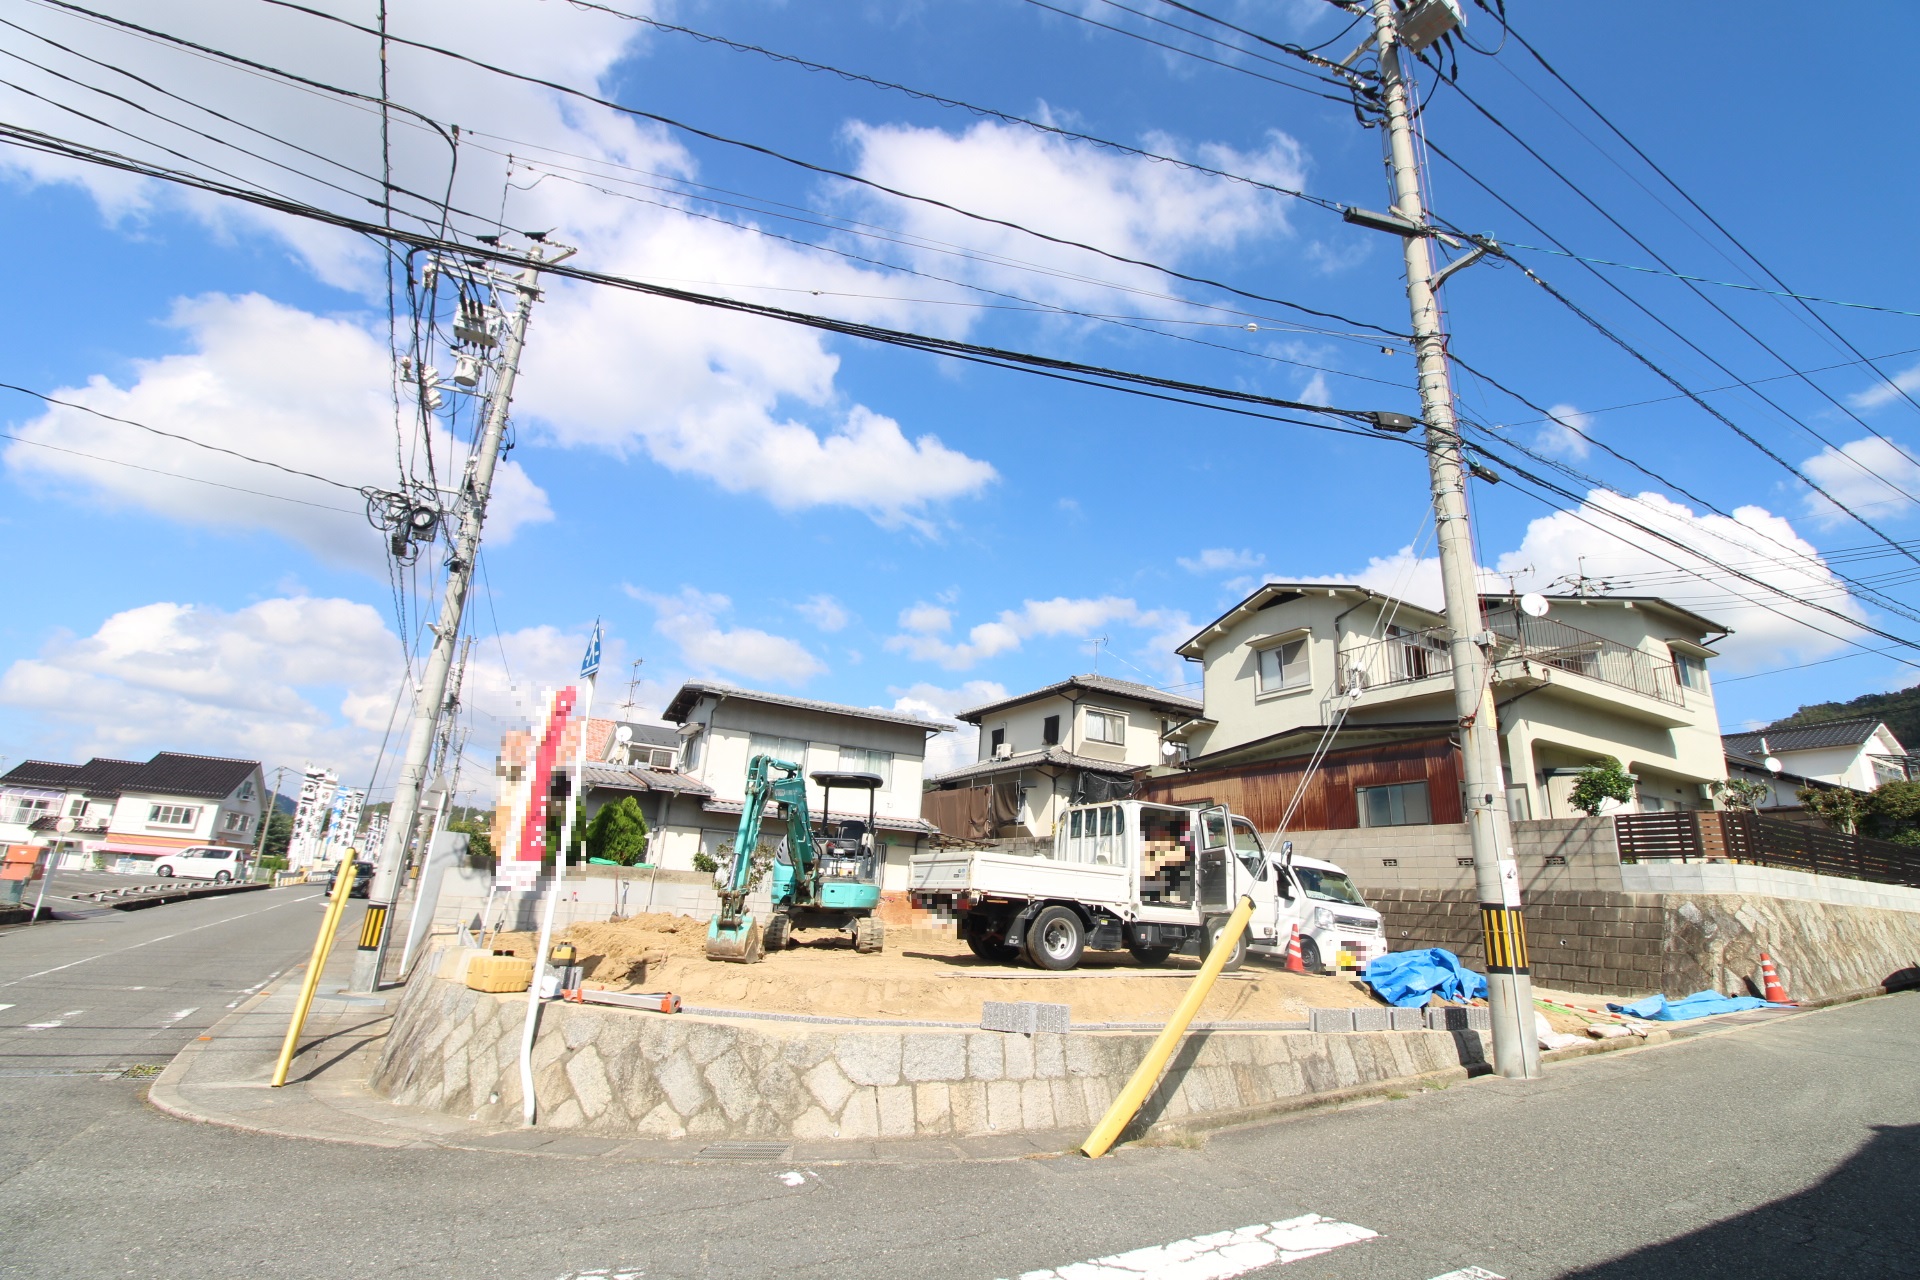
[270,863,358,1088]
[1080,894,1255,1158]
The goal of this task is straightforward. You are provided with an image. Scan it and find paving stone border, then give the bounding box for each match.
[371,965,1491,1143]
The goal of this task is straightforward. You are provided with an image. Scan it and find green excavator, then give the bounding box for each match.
[705,753,888,962]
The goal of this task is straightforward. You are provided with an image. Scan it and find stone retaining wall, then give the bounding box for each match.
[1372,887,1920,1001]
[371,969,1489,1143]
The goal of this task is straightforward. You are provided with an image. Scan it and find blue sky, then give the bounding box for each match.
[2,0,1916,799]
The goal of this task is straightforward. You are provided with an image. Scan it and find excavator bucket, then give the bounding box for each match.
[705,912,764,963]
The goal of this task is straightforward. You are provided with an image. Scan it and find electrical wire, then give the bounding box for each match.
[215,0,1402,339]
[1494,242,1920,320]
[0,429,362,513]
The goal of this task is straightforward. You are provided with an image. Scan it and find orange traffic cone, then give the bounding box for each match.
[1759,952,1792,1004]
[1285,922,1307,974]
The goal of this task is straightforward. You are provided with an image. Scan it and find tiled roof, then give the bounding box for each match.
[0,753,255,800]
[578,762,712,798]
[617,721,681,749]
[663,681,953,732]
[1724,718,1889,755]
[927,746,1140,785]
[698,798,937,835]
[957,674,1202,722]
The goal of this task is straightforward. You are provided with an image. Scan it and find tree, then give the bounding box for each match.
[260,810,293,861]
[1712,778,1772,813]
[447,816,493,862]
[1569,757,1635,816]
[584,796,650,866]
[1797,785,1867,835]
[1864,780,1920,843]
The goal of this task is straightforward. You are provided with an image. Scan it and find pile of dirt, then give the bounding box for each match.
[491,913,1382,1024]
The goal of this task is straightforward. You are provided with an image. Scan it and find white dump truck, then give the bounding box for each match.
[908,799,1386,972]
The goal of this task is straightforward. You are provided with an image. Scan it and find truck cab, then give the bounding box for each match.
[1248,846,1386,973]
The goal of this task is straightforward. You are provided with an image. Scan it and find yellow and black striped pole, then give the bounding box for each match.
[1481,904,1530,976]
[357,903,389,951]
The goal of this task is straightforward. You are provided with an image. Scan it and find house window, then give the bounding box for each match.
[680,731,703,772]
[1357,782,1431,828]
[223,811,253,834]
[990,728,1006,754]
[68,798,85,816]
[839,747,894,787]
[237,780,255,801]
[5,797,51,826]
[1042,715,1060,746]
[1673,653,1708,691]
[1256,636,1311,694]
[1084,708,1126,745]
[148,804,199,828]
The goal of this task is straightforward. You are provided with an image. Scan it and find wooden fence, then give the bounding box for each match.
[1614,811,1920,888]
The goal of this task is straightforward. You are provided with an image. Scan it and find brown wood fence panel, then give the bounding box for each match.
[1138,735,1461,831]
[1617,810,1920,888]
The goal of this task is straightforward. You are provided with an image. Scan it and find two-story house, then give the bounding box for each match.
[1722,718,1909,796]
[0,752,266,870]
[1143,583,1730,829]
[494,714,712,862]
[922,674,1206,839]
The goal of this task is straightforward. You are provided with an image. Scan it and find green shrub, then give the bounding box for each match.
[1569,757,1635,816]
[584,796,650,866]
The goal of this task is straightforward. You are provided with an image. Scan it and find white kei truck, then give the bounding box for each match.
[908,799,1386,973]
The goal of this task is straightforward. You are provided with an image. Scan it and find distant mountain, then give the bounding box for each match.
[1765,686,1920,752]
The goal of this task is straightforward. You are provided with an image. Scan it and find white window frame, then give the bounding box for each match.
[1356,781,1431,828]
[223,810,253,834]
[5,796,52,826]
[838,746,894,788]
[148,804,200,829]
[1673,653,1708,692]
[1083,708,1127,746]
[748,733,809,766]
[1254,631,1313,696]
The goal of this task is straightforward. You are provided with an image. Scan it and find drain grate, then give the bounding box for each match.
[693,1141,792,1161]
[118,1063,165,1079]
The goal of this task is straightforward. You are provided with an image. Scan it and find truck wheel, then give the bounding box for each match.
[853,916,884,954]
[1026,906,1084,971]
[967,935,1020,964]
[1297,936,1323,974]
[763,912,793,952]
[1202,915,1248,972]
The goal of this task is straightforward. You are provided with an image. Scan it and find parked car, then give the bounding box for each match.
[326,860,375,898]
[152,845,249,883]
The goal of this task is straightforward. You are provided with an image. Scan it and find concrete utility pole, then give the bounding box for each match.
[1366,0,1540,1078]
[350,241,568,992]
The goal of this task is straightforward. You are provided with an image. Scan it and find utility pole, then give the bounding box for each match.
[350,240,570,991]
[1366,0,1540,1078]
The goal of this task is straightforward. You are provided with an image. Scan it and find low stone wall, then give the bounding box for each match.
[1313,817,1625,895]
[371,969,1489,1143]
[1372,887,1920,1001]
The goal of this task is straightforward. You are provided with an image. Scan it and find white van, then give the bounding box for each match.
[1247,845,1387,973]
[152,845,247,883]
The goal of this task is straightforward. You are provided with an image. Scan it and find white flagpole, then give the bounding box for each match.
[519,624,600,1126]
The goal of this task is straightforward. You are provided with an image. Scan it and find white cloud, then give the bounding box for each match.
[887,594,1181,671]
[1,293,551,571]
[0,596,400,774]
[1179,548,1265,574]
[846,118,1307,308]
[1801,437,1920,525]
[1537,403,1594,460]
[628,586,825,685]
[1847,361,1920,411]
[796,595,851,633]
[1495,491,1860,668]
[889,679,1006,777]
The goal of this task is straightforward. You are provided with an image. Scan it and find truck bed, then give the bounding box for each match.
[909,848,1134,911]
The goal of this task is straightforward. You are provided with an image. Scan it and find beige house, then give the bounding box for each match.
[1170,584,1731,824]
[923,675,1205,838]
[1723,718,1908,795]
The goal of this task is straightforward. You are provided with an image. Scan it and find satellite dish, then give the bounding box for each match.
[1519,593,1550,618]
[55,816,76,833]
[614,725,633,744]
[1161,742,1179,759]
[1764,756,1783,774]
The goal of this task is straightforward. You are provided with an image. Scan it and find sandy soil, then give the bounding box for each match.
[489,913,1386,1024]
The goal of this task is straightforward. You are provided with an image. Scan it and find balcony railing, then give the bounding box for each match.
[1333,609,1684,707]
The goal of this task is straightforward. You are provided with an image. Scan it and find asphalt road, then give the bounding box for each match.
[0,888,1913,1280]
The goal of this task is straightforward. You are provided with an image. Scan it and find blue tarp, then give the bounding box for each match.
[1363,948,1489,1008]
[1606,990,1785,1021]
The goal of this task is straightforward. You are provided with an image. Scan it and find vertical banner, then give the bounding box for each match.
[288,767,337,869]
[497,686,577,893]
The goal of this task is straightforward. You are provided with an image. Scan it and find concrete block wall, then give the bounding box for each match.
[1371,887,1920,1001]
[1296,817,1625,895]
[372,968,1491,1143]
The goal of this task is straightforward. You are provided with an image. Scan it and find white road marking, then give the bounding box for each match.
[777,1171,806,1187]
[1006,1214,1377,1280]
[226,968,287,1008]
[0,893,321,989]
[1426,1269,1505,1280]
[162,1007,199,1025]
[0,1004,12,1012]
[551,1271,642,1279]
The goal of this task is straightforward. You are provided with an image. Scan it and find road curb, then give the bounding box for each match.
[109,881,272,912]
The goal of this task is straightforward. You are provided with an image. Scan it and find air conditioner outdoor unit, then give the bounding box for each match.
[993,742,1013,760]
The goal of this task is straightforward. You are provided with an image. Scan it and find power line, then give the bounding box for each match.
[0,429,362,514]
[1494,241,1920,320]
[218,0,1403,339]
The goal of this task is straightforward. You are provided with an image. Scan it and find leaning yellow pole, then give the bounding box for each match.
[1080,894,1255,1158]
[270,863,358,1088]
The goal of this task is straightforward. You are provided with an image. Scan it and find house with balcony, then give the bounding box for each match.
[0,752,266,869]
[922,674,1206,839]
[1141,583,1730,831]
[1722,718,1909,797]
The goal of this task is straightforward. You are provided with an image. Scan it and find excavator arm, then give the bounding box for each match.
[708,754,811,961]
